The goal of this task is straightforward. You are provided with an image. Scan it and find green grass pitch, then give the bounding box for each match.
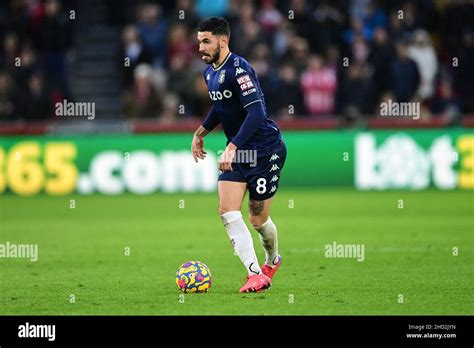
[0,189,472,315]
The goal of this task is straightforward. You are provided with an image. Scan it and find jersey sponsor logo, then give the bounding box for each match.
[235,67,247,76]
[208,89,233,101]
[242,88,256,96]
[237,75,254,91]
[240,81,254,91]
[233,57,240,67]
[218,70,226,84]
[237,74,250,84]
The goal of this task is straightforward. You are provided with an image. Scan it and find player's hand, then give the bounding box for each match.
[192,134,207,163]
[219,143,237,172]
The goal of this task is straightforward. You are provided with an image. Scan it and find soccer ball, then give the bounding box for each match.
[176,261,212,293]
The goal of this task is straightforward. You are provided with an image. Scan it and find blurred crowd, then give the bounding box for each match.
[0,0,472,124]
[0,0,75,121]
[120,0,473,124]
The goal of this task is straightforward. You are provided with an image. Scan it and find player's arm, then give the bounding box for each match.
[219,102,264,171]
[231,101,265,148]
[192,106,220,163]
[220,67,264,171]
[232,66,265,148]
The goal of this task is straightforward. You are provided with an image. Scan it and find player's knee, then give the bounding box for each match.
[220,210,242,226]
[249,213,268,229]
[218,206,234,215]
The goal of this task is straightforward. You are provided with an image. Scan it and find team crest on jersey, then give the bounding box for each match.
[218,70,226,84]
[235,67,247,76]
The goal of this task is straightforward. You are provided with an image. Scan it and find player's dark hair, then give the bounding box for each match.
[197,17,230,38]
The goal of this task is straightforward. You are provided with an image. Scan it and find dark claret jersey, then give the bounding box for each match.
[203,52,282,156]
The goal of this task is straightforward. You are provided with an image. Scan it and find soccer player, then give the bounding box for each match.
[191,17,287,293]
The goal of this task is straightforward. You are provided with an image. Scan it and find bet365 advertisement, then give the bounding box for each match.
[0,129,472,195]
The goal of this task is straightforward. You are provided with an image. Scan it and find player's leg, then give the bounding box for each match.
[249,197,281,271]
[218,180,247,215]
[246,141,287,278]
[218,180,263,276]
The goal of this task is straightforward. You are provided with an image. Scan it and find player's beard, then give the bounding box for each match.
[205,46,220,65]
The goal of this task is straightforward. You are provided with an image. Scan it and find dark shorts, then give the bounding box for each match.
[218,141,287,201]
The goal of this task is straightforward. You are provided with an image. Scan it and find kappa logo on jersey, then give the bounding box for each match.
[234,57,240,67]
[237,74,254,91]
[269,154,280,161]
[218,70,226,84]
[206,74,210,81]
[235,67,247,76]
[269,186,277,193]
[270,164,280,172]
[270,175,279,183]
